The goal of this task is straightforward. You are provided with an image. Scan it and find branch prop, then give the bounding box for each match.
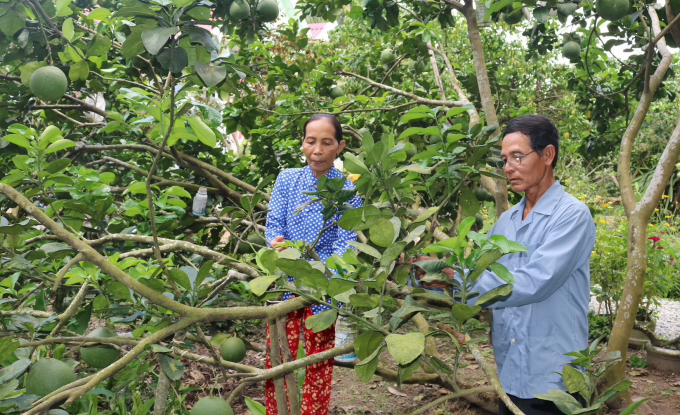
[468,336,524,415]
[49,282,89,336]
[51,254,83,293]
[340,71,465,108]
[277,316,300,414]
[63,94,109,118]
[267,318,289,415]
[172,346,259,374]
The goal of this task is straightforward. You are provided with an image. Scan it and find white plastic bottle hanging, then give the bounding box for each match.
[334,313,358,363]
[192,187,208,216]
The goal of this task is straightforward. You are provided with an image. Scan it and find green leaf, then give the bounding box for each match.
[194,260,214,288]
[380,241,407,267]
[195,61,227,87]
[348,293,378,308]
[165,186,191,198]
[369,218,396,248]
[414,206,439,223]
[186,116,216,148]
[385,332,425,365]
[108,281,131,301]
[476,284,513,306]
[338,206,381,231]
[348,242,381,259]
[0,359,31,384]
[355,345,384,382]
[255,249,278,275]
[158,354,185,381]
[534,390,583,414]
[343,153,371,175]
[168,269,192,291]
[44,138,75,154]
[413,260,448,274]
[244,397,267,415]
[250,275,280,296]
[298,269,329,290]
[533,6,550,23]
[562,366,586,394]
[69,60,90,82]
[459,187,480,217]
[620,398,651,415]
[62,18,74,41]
[87,36,112,57]
[121,31,146,58]
[0,338,20,363]
[142,27,179,55]
[86,7,112,21]
[1,134,31,150]
[305,309,338,333]
[488,263,515,284]
[467,249,502,282]
[0,5,26,37]
[327,278,356,297]
[0,379,19,401]
[20,61,46,87]
[451,304,481,322]
[354,330,385,360]
[276,258,312,278]
[157,47,188,73]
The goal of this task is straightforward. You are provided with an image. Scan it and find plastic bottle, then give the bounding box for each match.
[334,314,358,363]
[192,187,208,216]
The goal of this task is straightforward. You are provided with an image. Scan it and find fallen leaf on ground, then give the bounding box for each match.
[467,364,479,370]
[629,369,648,377]
[387,386,408,397]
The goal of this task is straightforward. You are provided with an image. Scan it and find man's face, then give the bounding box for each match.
[501,132,553,193]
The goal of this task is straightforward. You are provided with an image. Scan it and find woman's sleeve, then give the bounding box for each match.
[265,171,289,243]
[332,194,363,257]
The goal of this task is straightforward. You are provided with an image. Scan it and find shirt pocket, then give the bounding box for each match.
[525,324,560,375]
[515,242,541,267]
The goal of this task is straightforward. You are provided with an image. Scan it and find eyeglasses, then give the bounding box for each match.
[497,150,537,168]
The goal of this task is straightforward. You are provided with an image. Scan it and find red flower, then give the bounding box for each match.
[671,258,676,264]
[649,236,661,242]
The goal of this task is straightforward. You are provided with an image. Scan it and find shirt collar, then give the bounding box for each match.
[301,165,342,185]
[510,181,564,218]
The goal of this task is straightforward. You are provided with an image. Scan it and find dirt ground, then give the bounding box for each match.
[181,339,680,415]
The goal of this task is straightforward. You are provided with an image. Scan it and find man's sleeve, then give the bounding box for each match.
[265,171,289,244]
[332,194,362,257]
[471,206,595,308]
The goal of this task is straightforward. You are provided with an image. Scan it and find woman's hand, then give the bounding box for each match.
[269,236,286,252]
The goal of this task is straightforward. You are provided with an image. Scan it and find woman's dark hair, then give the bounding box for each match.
[505,115,560,168]
[304,114,343,143]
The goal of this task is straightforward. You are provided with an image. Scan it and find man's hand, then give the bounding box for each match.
[269,236,286,252]
[410,255,453,289]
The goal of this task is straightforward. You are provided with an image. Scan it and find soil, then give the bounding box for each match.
[179,335,680,415]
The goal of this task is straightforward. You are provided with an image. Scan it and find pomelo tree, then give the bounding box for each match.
[0,0,678,414]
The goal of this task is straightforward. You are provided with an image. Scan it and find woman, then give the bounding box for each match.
[264,114,361,415]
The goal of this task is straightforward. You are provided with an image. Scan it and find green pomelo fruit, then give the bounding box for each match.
[26,359,76,397]
[247,234,266,246]
[47,410,70,415]
[428,135,441,144]
[30,66,68,102]
[407,60,425,74]
[256,0,279,22]
[220,337,247,363]
[671,0,680,15]
[380,49,396,64]
[330,87,345,99]
[562,41,581,60]
[475,213,484,228]
[556,3,578,16]
[190,397,234,415]
[503,9,523,25]
[210,333,230,347]
[81,327,120,369]
[596,0,629,21]
[473,187,492,202]
[229,0,250,20]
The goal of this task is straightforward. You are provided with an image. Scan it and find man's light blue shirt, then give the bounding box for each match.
[471,181,595,399]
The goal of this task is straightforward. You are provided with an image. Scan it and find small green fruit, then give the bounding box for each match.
[596,0,629,21]
[220,337,247,363]
[190,397,234,415]
[503,9,523,25]
[256,0,279,22]
[428,135,441,144]
[562,41,581,60]
[380,49,397,65]
[407,59,425,74]
[229,0,250,20]
[329,87,345,99]
[26,359,76,397]
[30,66,68,102]
[475,213,484,228]
[81,327,121,369]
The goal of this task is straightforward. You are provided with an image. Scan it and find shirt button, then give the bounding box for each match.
[511,338,516,343]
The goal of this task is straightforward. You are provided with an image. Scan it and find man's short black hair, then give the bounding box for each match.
[304,114,344,143]
[505,115,560,168]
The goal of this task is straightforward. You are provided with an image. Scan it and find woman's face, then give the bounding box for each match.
[302,119,346,179]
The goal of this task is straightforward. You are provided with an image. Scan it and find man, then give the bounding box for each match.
[459,115,595,414]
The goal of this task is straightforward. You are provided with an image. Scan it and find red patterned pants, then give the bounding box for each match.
[265,306,335,415]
